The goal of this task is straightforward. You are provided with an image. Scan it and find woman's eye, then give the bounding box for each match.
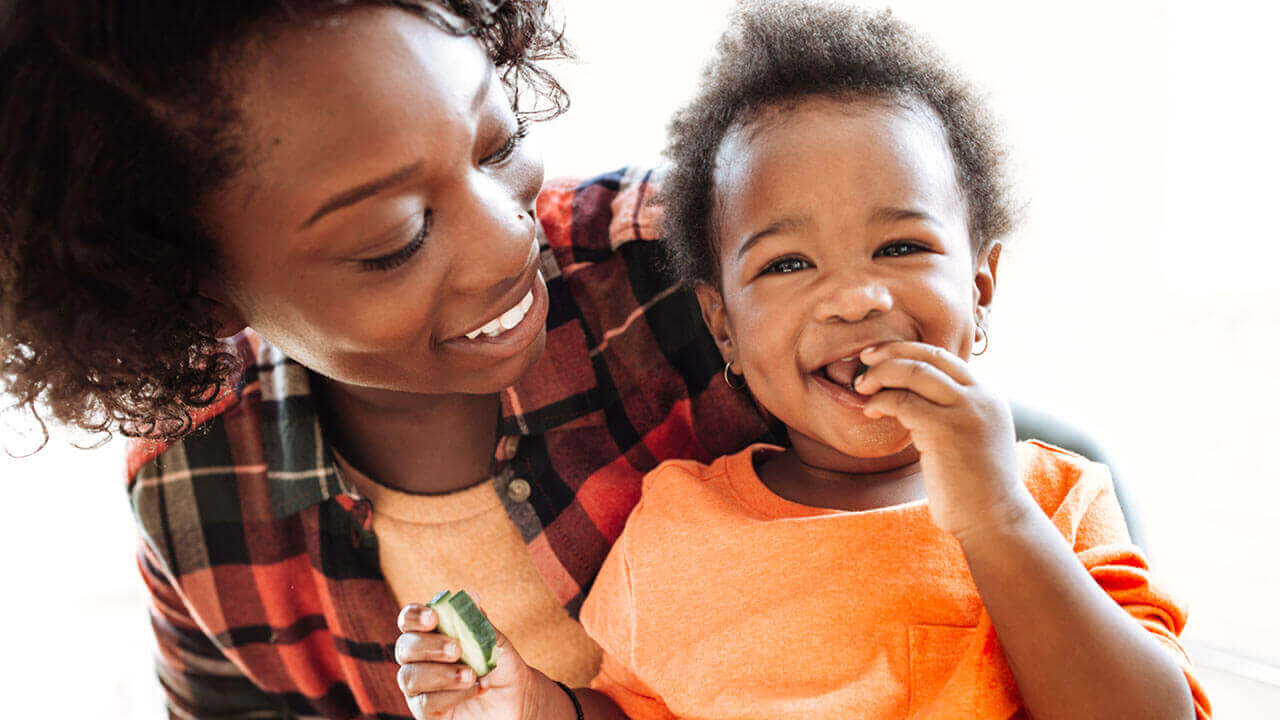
[359,211,431,272]
[481,116,530,166]
[762,257,812,274]
[875,240,927,258]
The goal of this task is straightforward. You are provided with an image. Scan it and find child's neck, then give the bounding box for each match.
[755,442,926,513]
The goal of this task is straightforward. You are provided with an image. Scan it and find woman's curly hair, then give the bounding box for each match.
[0,0,568,446]
[661,0,1016,288]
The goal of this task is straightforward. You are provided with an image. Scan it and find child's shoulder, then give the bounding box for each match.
[1017,439,1117,516]
[641,454,728,496]
[635,444,767,513]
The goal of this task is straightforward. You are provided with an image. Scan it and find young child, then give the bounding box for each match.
[393,3,1210,718]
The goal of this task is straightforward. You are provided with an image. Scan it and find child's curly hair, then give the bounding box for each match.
[0,0,568,445]
[662,0,1016,287]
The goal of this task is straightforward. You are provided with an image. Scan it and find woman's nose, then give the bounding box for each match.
[447,179,538,293]
[813,272,894,323]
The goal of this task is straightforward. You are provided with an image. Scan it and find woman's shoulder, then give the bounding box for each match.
[126,329,342,568]
[536,166,666,263]
[124,330,265,483]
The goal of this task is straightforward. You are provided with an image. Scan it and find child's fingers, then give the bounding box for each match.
[861,387,939,424]
[405,685,479,720]
[395,631,461,665]
[861,341,973,386]
[398,603,438,633]
[855,357,963,407]
[397,659,478,697]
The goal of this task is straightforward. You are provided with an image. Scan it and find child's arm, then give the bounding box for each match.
[956,501,1199,720]
[857,341,1198,720]
[394,602,630,720]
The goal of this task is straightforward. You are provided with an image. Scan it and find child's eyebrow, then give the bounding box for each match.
[737,215,810,259]
[868,207,939,226]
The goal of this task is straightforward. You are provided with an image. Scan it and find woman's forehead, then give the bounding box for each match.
[235,7,489,159]
[208,7,496,234]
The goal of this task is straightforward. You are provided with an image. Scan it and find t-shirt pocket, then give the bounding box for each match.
[908,623,1024,720]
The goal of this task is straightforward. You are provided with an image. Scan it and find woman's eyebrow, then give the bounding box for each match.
[297,161,424,231]
[294,64,496,232]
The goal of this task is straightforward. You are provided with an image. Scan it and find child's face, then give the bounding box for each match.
[697,96,998,462]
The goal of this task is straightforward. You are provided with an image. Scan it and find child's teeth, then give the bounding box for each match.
[520,289,533,313]
[465,329,482,340]
[480,318,503,336]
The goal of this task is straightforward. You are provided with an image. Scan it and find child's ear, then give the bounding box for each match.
[693,281,735,363]
[973,241,1001,326]
[199,279,249,339]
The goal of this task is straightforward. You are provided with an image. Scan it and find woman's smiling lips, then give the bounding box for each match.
[443,245,549,360]
[463,287,535,339]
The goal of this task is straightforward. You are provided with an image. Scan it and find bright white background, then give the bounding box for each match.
[3,1,1277,716]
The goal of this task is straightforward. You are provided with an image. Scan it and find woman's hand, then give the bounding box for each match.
[855,341,1036,540]
[396,601,548,720]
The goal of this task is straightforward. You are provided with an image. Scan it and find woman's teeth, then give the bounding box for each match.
[465,289,534,340]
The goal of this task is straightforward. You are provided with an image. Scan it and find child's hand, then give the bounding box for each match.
[855,341,1036,540]
[395,601,542,720]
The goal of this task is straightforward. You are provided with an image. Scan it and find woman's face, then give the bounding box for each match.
[698,97,997,465]
[201,7,548,396]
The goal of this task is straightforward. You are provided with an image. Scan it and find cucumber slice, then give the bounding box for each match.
[851,361,869,389]
[427,590,498,678]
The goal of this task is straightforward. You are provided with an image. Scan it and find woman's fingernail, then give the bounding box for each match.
[457,667,473,684]
[443,641,458,659]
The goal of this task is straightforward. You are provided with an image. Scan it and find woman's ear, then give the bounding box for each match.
[973,241,1001,326]
[199,279,249,339]
[693,281,735,363]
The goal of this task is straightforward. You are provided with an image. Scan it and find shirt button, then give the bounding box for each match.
[506,477,532,503]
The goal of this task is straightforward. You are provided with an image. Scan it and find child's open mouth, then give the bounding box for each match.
[814,357,872,402]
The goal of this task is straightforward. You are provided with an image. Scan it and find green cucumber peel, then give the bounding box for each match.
[851,361,870,389]
[427,590,498,677]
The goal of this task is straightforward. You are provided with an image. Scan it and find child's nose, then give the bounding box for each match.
[812,275,894,323]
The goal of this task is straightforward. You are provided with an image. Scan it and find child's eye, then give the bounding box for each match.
[875,241,926,258]
[481,116,530,166]
[762,257,813,274]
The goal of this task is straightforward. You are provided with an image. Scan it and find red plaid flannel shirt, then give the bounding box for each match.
[126,168,778,719]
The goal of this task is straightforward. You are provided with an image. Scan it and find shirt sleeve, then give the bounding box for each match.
[137,540,286,719]
[1060,460,1213,719]
[580,530,677,720]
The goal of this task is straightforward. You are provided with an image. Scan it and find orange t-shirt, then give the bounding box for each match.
[579,441,1210,720]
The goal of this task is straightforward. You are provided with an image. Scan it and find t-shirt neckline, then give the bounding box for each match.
[725,444,930,520]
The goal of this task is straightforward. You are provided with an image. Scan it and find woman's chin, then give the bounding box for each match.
[458,326,548,394]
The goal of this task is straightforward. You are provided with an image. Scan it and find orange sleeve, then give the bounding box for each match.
[1064,462,1213,719]
[590,652,678,720]
[580,521,677,720]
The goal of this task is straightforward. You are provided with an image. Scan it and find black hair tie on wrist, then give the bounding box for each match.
[554,680,584,720]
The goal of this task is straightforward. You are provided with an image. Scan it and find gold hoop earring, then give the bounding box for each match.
[973,325,989,356]
[723,361,747,390]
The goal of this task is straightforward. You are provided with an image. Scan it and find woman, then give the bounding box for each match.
[1,1,773,717]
